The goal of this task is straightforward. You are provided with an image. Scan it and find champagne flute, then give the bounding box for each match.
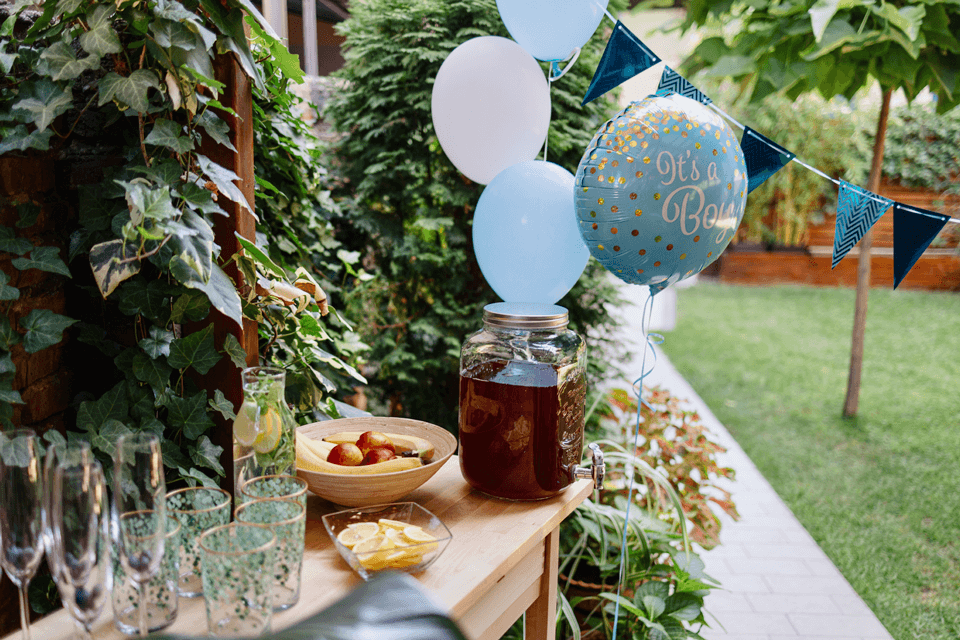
[51,457,111,640]
[0,429,45,640]
[113,433,166,638]
[42,441,92,581]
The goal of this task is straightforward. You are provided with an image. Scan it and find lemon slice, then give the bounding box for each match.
[352,534,386,556]
[336,522,379,548]
[385,549,423,568]
[384,528,407,547]
[233,401,260,446]
[253,408,282,453]
[378,518,409,531]
[402,526,436,543]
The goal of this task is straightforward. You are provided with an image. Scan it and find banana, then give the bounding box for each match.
[322,431,435,460]
[296,436,423,475]
[298,434,335,461]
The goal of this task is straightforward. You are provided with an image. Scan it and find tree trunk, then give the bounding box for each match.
[842,87,893,418]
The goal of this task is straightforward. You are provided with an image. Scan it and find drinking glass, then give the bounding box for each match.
[0,429,45,640]
[199,523,275,637]
[234,498,306,610]
[165,486,231,597]
[42,441,92,581]
[50,458,111,640]
[112,433,166,638]
[238,474,307,508]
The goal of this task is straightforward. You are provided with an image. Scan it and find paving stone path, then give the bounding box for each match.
[607,282,895,640]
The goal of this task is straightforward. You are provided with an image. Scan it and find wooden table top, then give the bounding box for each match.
[11,456,593,639]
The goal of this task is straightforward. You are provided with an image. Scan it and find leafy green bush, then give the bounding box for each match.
[719,90,872,246]
[324,0,629,431]
[882,102,960,217]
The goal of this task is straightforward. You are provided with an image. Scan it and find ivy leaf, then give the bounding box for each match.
[170,261,242,329]
[0,125,53,154]
[80,5,121,58]
[150,18,197,50]
[131,351,173,393]
[208,388,236,421]
[244,15,303,84]
[195,154,252,214]
[90,418,133,456]
[190,435,224,476]
[76,382,128,434]
[165,209,214,284]
[129,158,182,188]
[116,278,170,321]
[0,316,20,350]
[0,272,19,302]
[166,391,214,440]
[99,70,160,113]
[20,309,78,353]
[161,439,191,471]
[235,233,285,278]
[167,324,220,374]
[139,326,174,358]
[55,0,84,16]
[0,227,33,255]
[222,333,247,369]
[195,110,236,152]
[0,383,24,405]
[127,381,156,421]
[16,203,40,229]
[144,118,194,154]
[89,239,141,298]
[37,39,99,81]
[120,180,178,222]
[170,291,210,323]
[139,417,165,436]
[0,51,18,74]
[12,78,73,132]
[12,246,71,277]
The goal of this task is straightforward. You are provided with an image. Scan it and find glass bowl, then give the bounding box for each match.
[322,502,452,580]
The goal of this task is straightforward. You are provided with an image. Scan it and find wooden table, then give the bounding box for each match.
[13,456,593,640]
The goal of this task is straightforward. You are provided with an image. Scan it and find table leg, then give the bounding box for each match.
[524,526,559,640]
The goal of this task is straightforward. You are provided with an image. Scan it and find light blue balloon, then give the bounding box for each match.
[575,93,748,295]
[474,161,589,304]
[496,0,610,62]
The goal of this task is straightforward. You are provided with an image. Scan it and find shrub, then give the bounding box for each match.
[323,0,629,431]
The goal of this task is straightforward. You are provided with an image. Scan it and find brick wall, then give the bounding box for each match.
[0,155,74,634]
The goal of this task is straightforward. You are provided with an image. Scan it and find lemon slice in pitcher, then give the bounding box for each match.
[253,408,282,453]
[233,400,260,446]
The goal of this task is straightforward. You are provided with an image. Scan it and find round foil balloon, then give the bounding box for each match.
[575,93,747,294]
[496,0,609,62]
[432,36,550,185]
[474,160,589,304]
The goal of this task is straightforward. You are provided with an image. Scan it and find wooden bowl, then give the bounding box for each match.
[295,417,458,507]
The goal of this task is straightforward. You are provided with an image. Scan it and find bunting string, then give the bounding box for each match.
[581,20,958,286]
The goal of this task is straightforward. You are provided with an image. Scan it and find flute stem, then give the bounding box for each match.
[18,581,32,640]
[138,582,148,637]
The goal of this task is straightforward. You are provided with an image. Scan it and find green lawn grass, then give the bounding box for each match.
[660,282,960,640]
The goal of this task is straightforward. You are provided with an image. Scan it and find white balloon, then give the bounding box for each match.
[431,36,550,185]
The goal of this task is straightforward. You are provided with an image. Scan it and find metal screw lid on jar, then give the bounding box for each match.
[482,302,569,329]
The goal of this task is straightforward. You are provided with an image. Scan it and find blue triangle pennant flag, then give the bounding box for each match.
[654,66,712,106]
[582,21,661,106]
[741,127,796,194]
[832,180,893,269]
[892,203,949,289]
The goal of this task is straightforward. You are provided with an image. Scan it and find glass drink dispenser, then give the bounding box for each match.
[458,303,603,500]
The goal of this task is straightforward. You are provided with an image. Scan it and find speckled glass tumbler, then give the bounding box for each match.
[234,499,305,611]
[238,474,307,508]
[199,523,275,637]
[166,486,231,598]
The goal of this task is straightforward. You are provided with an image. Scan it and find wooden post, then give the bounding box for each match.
[195,53,258,496]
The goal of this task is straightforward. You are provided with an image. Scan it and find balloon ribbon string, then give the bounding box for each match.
[611,292,663,639]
